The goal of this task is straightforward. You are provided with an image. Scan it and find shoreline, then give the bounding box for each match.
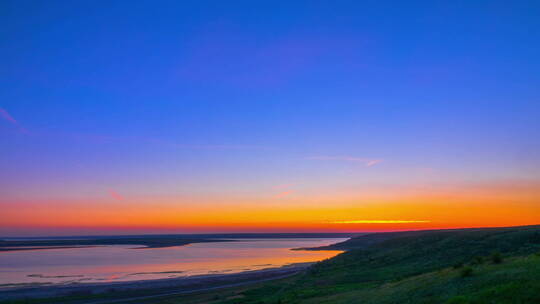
[0,245,99,252]
[0,233,356,252]
[0,263,312,301]
[0,238,235,252]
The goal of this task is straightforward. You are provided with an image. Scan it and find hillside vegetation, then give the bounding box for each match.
[216,225,540,304]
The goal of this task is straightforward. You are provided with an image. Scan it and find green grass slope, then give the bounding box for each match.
[303,254,540,304]
[220,225,540,304]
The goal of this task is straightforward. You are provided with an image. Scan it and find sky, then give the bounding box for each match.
[1,0,539,236]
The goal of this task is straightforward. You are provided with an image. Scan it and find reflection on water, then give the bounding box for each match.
[0,238,345,287]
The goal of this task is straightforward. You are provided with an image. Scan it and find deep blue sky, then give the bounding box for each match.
[1,1,539,235]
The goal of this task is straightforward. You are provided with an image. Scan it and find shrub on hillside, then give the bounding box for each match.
[471,256,484,265]
[460,266,473,278]
[490,252,503,264]
[446,296,470,304]
[530,232,540,244]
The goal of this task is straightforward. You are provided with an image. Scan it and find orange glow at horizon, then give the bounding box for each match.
[329,220,431,224]
[2,180,540,235]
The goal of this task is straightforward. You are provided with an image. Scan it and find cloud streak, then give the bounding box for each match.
[0,108,28,133]
[329,220,431,224]
[0,108,18,124]
[0,108,270,151]
[307,156,383,167]
[108,189,125,201]
[275,190,294,198]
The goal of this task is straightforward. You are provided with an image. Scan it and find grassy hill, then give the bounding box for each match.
[216,225,540,304]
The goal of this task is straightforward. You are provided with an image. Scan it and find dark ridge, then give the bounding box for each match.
[307,225,540,251]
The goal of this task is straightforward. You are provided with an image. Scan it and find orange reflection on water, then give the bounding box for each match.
[0,239,345,286]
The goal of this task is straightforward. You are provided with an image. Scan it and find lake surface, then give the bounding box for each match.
[0,238,345,288]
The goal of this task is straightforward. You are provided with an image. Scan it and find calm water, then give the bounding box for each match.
[0,238,345,288]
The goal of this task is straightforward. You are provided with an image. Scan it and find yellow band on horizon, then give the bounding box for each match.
[329,220,431,224]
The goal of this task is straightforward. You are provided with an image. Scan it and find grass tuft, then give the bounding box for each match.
[459,266,473,278]
[490,251,503,264]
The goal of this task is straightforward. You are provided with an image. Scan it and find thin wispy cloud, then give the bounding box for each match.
[307,156,383,167]
[275,190,294,198]
[365,159,383,167]
[0,108,17,124]
[108,189,125,201]
[0,108,28,133]
[0,107,269,151]
[329,220,430,224]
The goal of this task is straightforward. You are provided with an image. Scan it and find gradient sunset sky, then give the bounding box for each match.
[1,1,539,236]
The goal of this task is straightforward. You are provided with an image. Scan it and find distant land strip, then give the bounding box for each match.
[0,233,356,252]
